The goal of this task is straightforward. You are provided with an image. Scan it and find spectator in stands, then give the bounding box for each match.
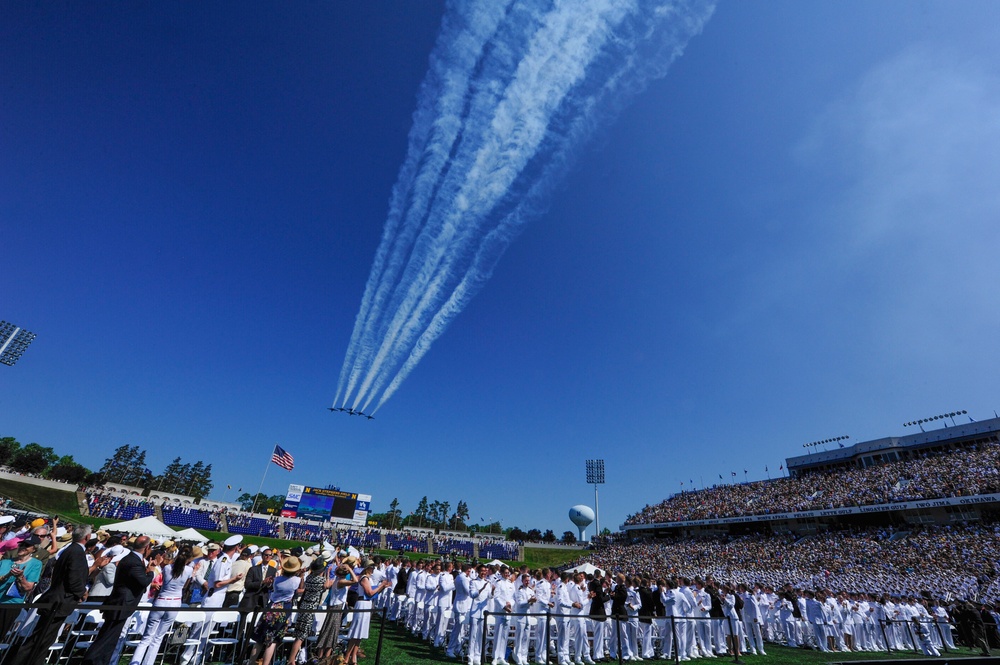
[626,440,1000,526]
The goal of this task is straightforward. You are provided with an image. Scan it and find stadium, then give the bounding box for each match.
[0,414,996,665]
[5,1,1000,665]
[577,416,1000,601]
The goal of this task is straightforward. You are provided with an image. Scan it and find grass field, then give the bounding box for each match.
[522,547,583,569]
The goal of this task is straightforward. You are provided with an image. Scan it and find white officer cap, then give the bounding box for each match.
[223,534,243,547]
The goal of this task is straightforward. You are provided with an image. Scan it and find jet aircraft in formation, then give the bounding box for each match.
[328,406,374,420]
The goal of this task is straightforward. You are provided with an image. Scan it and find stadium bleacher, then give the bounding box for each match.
[161,504,220,530]
[626,437,1000,526]
[86,491,156,520]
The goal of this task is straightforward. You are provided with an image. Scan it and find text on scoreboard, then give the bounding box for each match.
[282,484,371,524]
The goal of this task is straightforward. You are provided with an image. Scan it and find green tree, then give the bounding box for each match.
[413,496,429,528]
[0,437,21,466]
[11,443,56,475]
[542,529,556,543]
[527,529,542,541]
[99,444,147,485]
[452,500,470,530]
[388,498,401,530]
[507,527,527,541]
[184,461,213,500]
[438,501,451,529]
[155,457,186,493]
[238,492,284,513]
[561,531,577,544]
[46,455,90,483]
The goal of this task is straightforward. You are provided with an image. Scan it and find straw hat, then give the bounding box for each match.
[281,556,302,575]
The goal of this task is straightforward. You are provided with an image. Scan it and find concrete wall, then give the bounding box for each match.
[0,469,78,492]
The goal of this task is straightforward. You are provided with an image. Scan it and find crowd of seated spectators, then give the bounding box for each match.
[225,510,281,537]
[433,536,474,557]
[161,503,221,530]
[85,490,156,520]
[386,531,429,553]
[283,522,325,542]
[626,440,1000,525]
[480,540,520,560]
[337,528,381,548]
[581,521,1000,603]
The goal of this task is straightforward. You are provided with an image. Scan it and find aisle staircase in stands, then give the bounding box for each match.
[76,490,90,516]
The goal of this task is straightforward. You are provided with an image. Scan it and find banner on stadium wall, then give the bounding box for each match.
[281,483,372,525]
[621,492,1000,530]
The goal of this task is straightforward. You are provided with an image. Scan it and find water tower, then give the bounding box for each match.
[569,504,595,542]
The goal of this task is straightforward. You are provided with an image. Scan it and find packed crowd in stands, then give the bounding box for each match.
[627,440,1000,525]
[581,521,1000,603]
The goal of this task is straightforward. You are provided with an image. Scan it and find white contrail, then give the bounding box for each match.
[336,0,716,412]
[337,3,515,406]
[357,0,636,411]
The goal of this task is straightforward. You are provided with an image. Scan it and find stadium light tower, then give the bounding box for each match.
[0,321,36,367]
[585,459,605,537]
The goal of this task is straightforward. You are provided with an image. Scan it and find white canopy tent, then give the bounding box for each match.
[564,562,604,576]
[173,527,209,543]
[487,559,508,568]
[99,516,179,541]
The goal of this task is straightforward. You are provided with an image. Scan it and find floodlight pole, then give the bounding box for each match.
[586,459,605,539]
[594,483,600,537]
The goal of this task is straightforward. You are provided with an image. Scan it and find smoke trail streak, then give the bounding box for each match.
[335,2,516,406]
[335,0,715,412]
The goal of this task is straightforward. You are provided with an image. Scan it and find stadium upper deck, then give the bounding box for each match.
[624,416,1000,532]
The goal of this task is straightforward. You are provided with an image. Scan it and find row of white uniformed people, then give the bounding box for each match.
[352,559,965,664]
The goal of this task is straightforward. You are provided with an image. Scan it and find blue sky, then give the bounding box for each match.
[3,1,999,534]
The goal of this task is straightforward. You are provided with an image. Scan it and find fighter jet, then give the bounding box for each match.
[365,414,375,420]
[328,407,345,413]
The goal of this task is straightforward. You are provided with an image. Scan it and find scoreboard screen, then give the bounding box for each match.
[281,484,371,525]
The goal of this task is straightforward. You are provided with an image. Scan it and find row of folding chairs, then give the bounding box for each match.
[0,606,245,665]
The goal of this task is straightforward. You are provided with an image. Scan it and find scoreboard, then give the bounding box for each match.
[281,484,372,525]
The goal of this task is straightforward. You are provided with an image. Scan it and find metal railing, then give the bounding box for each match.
[478,611,746,665]
[0,600,391,665]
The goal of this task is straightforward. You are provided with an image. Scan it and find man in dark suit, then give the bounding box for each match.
[239,547,275,611]
[82,536,159,665]
[12,524,92,665]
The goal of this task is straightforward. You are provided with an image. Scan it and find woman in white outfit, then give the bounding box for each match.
[344,563,391,665]
[130,546,196,665]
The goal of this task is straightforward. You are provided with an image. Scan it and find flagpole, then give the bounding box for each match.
[250,447,274,515]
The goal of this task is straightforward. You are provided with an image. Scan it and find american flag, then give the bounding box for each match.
[271,445,294,471]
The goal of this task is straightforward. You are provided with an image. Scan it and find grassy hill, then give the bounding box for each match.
[0,477,79,516]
